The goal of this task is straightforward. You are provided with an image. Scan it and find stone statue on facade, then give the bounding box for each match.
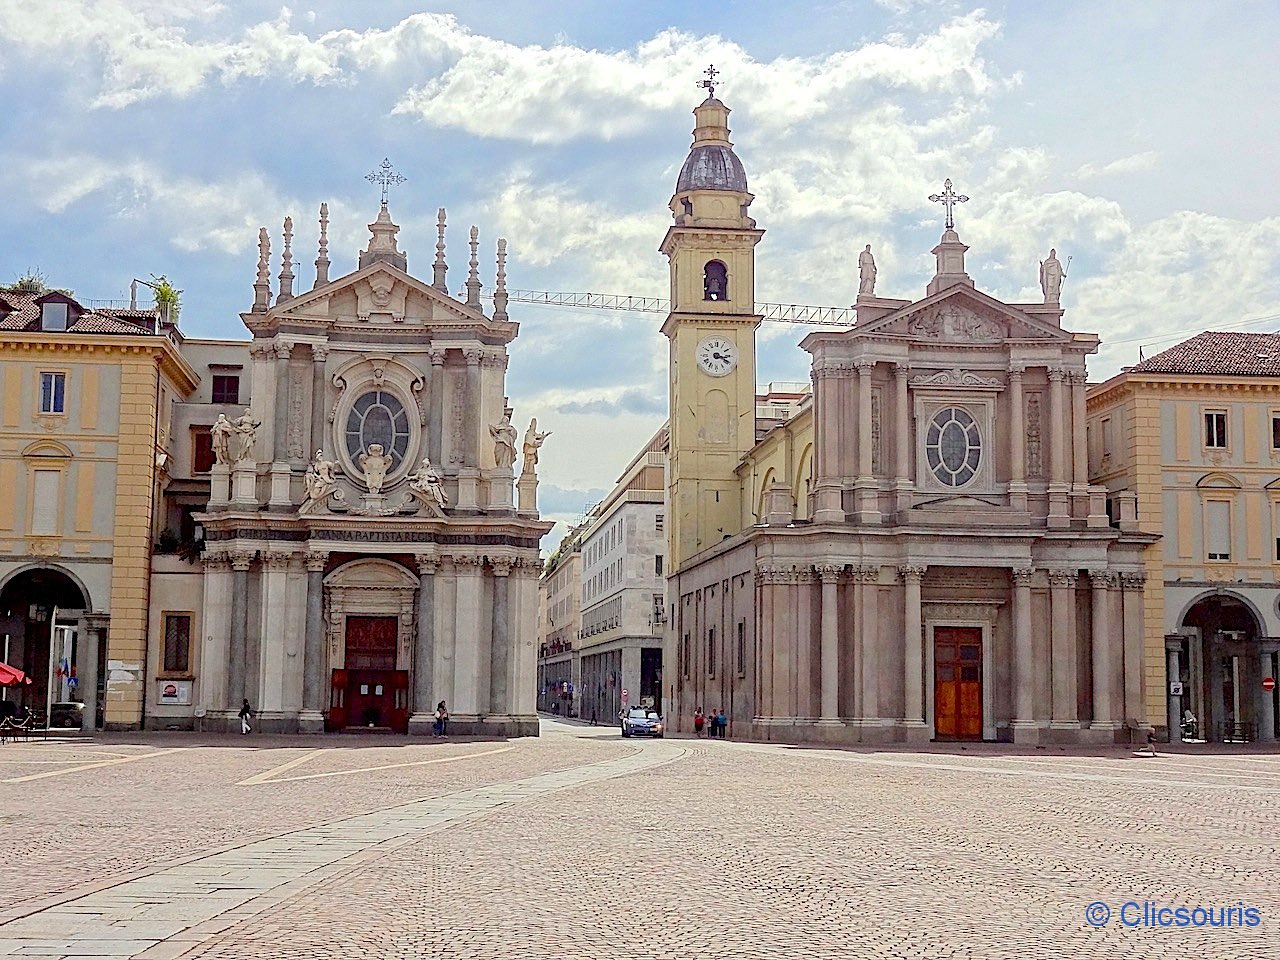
[1039,248,1065,303]
[299,449,341,515]
[231,408,261,462]
[490,413,518,470]
[210,413,235,465]
[358,443,392,495]
[858,244,877,296]
[521,418,551,477]
[407,456,448,511]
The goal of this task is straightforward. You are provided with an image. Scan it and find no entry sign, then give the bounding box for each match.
[1264,676,1276,693]
[621,688,630,702]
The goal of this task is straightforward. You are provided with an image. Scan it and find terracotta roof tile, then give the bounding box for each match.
[1129,331,1280,377]
[0,290,156,336]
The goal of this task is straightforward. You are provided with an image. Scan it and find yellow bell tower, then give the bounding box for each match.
[660,85,764,573]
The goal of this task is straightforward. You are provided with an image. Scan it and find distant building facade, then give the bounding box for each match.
[0,197,553,734]
[537,524,583,715]
[1089,332,1280,743]
[661,92,1156,745]
[0,283,196,730]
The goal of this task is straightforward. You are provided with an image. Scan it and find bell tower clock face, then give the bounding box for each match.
[696,335,739,377]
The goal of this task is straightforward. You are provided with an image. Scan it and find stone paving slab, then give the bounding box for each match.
[0,740,682,959]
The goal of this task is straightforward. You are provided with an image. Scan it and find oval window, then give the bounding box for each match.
[925,407,981,487]
[345,390,411,471]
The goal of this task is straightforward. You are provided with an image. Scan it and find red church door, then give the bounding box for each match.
[934,627,983,741]
[343,616,404,731]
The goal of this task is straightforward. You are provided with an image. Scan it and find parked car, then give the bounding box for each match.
[49,701,84,729]
[620,706,664,738]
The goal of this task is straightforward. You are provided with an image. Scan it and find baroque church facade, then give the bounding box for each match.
[662,93,1157,744]
[178,201,551,735]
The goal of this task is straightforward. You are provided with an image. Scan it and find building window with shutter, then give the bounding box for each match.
[707,626,716,678]
[655,513,664,532]
[163,613,192,674]
[1204,411,1228,449]
[655,555,663,576]
[30,469,61,535]
[1205,499,1232,561]
[1272,414,1280,450]
[39,372,66,414]
[736,621,746,677]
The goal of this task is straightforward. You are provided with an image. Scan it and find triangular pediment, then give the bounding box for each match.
[856,285,1071,343]
[262,260,491,328]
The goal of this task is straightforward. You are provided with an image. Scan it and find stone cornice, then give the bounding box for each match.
[0,333,199,393]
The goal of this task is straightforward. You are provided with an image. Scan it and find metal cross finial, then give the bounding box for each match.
[365,158,407,205]
[698,64,720,98]
[928,178,969,230]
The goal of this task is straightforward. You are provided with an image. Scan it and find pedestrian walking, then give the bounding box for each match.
[238,698,253,735]
[590,704,599,726]
[433,700,449,736]
[693,707,706,737]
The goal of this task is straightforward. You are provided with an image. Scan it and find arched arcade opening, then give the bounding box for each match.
[0,566,97,727]
[1171,592,1278,743]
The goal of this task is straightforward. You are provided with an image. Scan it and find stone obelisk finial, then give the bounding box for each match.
[494,238,509,322]
[465,225,481,309]
[276,216,295,304]
[252,227,272,313]
[313,203,330,289]
[433,208,448,293]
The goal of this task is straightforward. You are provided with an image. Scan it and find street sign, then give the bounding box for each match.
[1169,681,1183,696]
[621,688,629,702]
[1264,676,1276,692]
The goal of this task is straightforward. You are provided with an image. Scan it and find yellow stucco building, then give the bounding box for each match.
[0,283,196,730]
[1089,331,1280,743]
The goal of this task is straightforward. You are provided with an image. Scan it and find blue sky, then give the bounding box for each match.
[2,1,1279,547]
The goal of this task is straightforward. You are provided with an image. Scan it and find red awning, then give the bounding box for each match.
[0,663,31,687]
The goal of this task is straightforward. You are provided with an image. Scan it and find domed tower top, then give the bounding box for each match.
[675,96,749,194]
[670,67,755,229]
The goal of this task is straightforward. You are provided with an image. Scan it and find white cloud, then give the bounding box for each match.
[1076,151,1160,181]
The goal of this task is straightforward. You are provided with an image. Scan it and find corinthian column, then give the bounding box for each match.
[899,564,926,730]
[1011,567,1036,739]
[1048,569,1078,729]
[856,361,874,479]
[894,363,912,512]
[1008,367,1027,510]
[1120,572,1146,729]
[273,341,293,462]
[1070,371,1088,491]
[464,348,482,466]
[428,348,445,464]
[1089,569,1119,732]
[300,550,327,733]
[816,564,843,724]
[489,557,513,722]
[812,366,843,523]
[227,551,254,720]
[1047,367,1069,528]
[407,552,437,736]
[309,345,328,461]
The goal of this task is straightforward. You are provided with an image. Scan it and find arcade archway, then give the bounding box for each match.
[1173,592,1278,742]
[0,567,91,723]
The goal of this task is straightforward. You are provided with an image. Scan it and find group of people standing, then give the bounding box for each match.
[692,707,728,738]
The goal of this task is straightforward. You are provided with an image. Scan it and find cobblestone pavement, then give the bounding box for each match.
[3,722,1279,959]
